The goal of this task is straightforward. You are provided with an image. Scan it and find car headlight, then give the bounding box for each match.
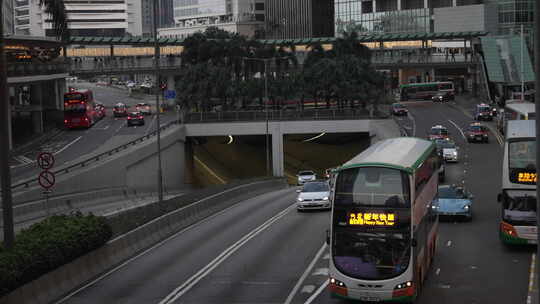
[453,151,458,156]
[297,197,304,202]
[323,197,329,201]
[463,205,470,210]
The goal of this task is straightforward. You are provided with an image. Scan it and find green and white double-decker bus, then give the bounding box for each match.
[498,120,537,245]
[328,138,440,302]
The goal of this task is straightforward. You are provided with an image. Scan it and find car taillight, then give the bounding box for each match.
[127,117,132,120]
[84,117,88,121]
[139,116,143,119]
[64,119,68,124]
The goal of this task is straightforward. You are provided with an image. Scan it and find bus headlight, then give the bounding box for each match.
[330,277,346,287]
[395,281,413,289]
[329,277,348,297]
[393,281,415,298]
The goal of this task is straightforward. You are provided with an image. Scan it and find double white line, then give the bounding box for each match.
[158,203,296,304]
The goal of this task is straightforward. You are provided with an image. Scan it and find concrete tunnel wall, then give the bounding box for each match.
[11,125,187,204]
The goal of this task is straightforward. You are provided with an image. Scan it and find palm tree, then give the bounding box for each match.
[0,0,68,248]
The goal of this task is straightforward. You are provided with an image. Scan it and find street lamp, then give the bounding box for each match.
[243,57,272,176]
[153,0,164,202]
[0,0,15,248]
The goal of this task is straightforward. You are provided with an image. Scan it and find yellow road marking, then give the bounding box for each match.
[194,156,227,184]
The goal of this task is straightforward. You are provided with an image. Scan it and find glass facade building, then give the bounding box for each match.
[335,4,430,36]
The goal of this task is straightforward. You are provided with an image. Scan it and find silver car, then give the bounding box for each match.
[297,170,316,185]
[296,181,331,211]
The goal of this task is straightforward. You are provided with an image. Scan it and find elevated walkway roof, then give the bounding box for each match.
[69,31,488,46]
[480,35,535,83]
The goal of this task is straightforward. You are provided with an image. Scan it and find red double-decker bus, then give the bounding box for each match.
[64,89,97,128]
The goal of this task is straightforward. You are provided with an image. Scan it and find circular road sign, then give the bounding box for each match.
[37,152,55,170]
[38,170,56,190]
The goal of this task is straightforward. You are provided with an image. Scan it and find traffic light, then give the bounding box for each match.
[159,83,167,91]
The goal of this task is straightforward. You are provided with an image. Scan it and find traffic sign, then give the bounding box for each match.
[164,90,176,99]
[38,171,55,190]
[37,152,55,170]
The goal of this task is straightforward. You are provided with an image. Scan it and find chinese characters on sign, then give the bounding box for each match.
[518,172,537,183]
[348,212,396,226]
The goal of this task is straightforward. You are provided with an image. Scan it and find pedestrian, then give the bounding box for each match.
[445,48,449,62]
[451,49,455,62]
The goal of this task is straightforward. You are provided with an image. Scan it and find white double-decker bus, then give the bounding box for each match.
[328,138,439,302]
[498,120,537,245]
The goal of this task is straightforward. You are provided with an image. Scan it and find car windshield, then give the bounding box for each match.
[478,106,490,112]
[303,182,329,192]
[469,126,484,132]
[431,128,448,135]
[334,167,410,207]
[437,140,455,149]
[128,113,140,117]
[332,230,411,280]
[299,171,314,176]
[393,104,404,108]
[438,186,466,199]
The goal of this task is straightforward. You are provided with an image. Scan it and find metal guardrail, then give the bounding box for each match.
[184,108,389,123]
[7,62,69,77]
[9,120,180,191]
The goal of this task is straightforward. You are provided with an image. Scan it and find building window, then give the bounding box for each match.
[255,14,265,21]
[362,1,373,13]
[255,3,264,10]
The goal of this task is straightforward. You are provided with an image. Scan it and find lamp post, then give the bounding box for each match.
[0,0,15,248]
[153,0,164,202]
[520,24,525,102]
[534,0,539,299]
[243,57,271,176]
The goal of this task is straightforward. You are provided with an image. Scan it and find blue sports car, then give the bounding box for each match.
[435,185,474,220]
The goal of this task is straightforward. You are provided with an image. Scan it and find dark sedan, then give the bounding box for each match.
[391,103,408,116]
[127,112,145,127]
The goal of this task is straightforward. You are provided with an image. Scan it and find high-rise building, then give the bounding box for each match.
[158,0,265,39]
[142,0,174,37]
[265,0,334,39]
[4,0,14,35]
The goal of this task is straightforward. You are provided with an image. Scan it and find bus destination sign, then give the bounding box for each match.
[348,212,396,226]
[515,171,537,184]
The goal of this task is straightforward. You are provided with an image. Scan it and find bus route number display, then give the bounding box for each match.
[517,172,537,183]
[348,212,396,226]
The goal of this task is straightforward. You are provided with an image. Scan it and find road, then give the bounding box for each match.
[10,82,178,185]
[54,99,533,304]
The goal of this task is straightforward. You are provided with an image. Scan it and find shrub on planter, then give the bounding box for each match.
[0,212,112,297]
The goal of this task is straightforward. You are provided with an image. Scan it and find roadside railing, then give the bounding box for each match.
[184,108,389,123]
[8,120,180,192]
[7,62,69,77]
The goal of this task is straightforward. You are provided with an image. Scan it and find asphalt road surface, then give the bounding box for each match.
[10,82,177,184]
[53,99,533,304]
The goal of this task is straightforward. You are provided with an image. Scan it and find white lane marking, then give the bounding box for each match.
[284,243,327,304]
[301,285,316,293]
[436,268,441,276]
[55,186,295,304]
[483,124,504,147]
[409,112,417,136]
[529,253,536,293]
[53,136,82,156]
[446,240,452,247]
[312,268,328,276]
[304,279,329,304]
[93,125,110,130]
[447,119,466,140]
[158,204,296,304]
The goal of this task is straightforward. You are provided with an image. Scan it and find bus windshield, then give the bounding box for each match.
[334,167,410,208]
[509,140,536,172]
[332,230,411,280]
[503,190,536,224]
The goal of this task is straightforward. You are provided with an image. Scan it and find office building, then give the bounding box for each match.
[264,0,334,39]
[142,0,174,37]
[4,0,14,35]
[158,0,265,39]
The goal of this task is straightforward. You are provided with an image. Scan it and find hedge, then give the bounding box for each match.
[0,212,112,297]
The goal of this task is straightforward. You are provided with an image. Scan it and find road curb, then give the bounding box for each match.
[0,178,287,304]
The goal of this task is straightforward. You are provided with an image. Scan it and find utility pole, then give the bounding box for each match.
[0,0,15,248]
[153,0,164,202]
[520,24,525,102]
[535,0,540,300]
[264,59,270,176]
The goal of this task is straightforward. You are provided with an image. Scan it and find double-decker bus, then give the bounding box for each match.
[400,82,454,101]
[64,89,97,128]
[498,120,536,245]
[328,137,439,302]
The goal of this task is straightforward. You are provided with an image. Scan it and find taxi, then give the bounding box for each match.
[428,125,449,141]
[465,122,489,143]
[113,102,128,117]
[474,103,493,121]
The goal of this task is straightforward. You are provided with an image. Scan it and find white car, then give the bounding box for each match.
[297,170,316,185]
[126,81,136,88]
[296,181,331,211]
[438,140,458,162]
[136,103,152,115]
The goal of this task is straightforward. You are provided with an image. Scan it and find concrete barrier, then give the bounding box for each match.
[0,177,287,304]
